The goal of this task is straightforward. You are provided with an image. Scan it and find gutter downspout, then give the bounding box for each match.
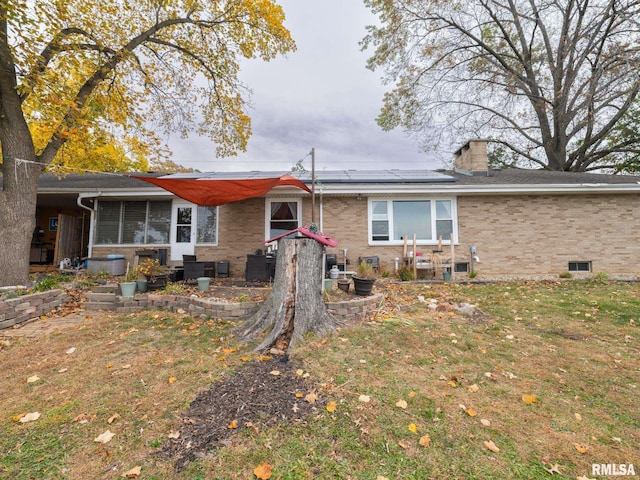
[77,192,100,258]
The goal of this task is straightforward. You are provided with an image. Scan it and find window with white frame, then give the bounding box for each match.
[369,199,456,244]
[267,200,300,239]
[95,200,172,245]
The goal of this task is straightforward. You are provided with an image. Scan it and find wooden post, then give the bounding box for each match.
[450,233,455,281]
[412,233,417,279]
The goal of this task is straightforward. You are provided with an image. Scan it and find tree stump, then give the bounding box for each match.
[234,238,340,352]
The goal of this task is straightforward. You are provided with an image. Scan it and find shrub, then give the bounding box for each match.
[397,266,414,281]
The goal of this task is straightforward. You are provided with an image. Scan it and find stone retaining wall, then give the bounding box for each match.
[1,289,384,331]
[326,293,384,325]
[115,292,384,324]
[0,289,70,330]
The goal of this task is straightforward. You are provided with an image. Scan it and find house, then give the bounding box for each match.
[9,140,640,279]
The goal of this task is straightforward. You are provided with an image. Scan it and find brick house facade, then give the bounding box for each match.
[18,140,640,279]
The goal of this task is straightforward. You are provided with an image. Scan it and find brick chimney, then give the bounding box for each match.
[453,140,488,175]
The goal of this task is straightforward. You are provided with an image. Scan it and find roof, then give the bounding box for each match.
[2,168,640,196]
[448,168,640,185]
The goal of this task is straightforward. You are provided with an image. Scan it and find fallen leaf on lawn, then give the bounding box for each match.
[326,401,337,412]
[408,423,417,433]
[254,461,273,479]
[94,430,115,444]
[377,476,390,480]
[58,368,68,373]
[466,408,477,417]
[358,394,371,403]
[107,413,120,424]
[417,434,431,447]
[121,364,131,369]
[241,356,250,362]
[245,422,259,433]
[483,440,500,453]
[168,376,177,384]
[574,413,582,422]
[258,355,272,362]
[408,391,416,398]
[295,392,304,398]
[543,463,562,474]
[574,443,588,454]
[397,440,408,450]
[576,476,596,480]
[121,465,141,478]
[295,369,304,376]
[269,370,281,376]
[304,390,319,404]
[66,347,76,354]
[447,380,457,388]
[612,437,622,443]
[167,431,180,439]
[395,399,408,409]
[19,412,41,423]
[521,394,538,404]
[228,420,238,429]
[468,384,479,393]
[480,419,491,427]
[292,404,299,413]
[27,375,40,383]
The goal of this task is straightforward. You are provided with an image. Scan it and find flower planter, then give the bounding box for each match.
[197,276,211,292]
[147,274,168,291]
[337,278,350,293]
[119,281,136,298]
[136,279,148,292]
[352,277,375,296]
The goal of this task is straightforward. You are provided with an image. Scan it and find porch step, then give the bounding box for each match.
[85,302,117,311]
[84,284,117,311]
[85,292,116,302]
[91,283,117,294]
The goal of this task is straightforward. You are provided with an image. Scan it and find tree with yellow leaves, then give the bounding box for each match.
[0,0,295,286]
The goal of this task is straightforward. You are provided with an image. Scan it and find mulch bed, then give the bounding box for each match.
[160,358,324,471]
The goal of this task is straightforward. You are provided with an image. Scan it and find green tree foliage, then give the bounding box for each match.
[362,0,640,172]
[0,0,295,286]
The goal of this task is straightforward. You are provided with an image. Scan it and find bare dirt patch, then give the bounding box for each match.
[160,357,322,472]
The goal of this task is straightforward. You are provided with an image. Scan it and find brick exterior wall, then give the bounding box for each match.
[456,193,640,276]
[92,191,640,279]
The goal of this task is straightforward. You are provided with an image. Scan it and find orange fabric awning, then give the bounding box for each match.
[133,174,311,206]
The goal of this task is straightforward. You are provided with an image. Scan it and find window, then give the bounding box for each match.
[454,262,470,273]
[568,261,591,272]
[95,200,171,245]
[197,206,218,244]
[369,199,456,244]
[267,200,300,239]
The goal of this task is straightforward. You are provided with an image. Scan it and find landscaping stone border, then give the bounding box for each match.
[1,289,384,331]
[0,289,70,330]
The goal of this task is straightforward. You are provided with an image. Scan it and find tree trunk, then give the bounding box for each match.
[234,238,340,353]
[0,159,40,287]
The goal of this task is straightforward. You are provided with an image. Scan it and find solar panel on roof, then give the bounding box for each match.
[163,169,456,183]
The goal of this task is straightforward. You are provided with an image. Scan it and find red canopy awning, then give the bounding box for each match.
[132,174,311,206]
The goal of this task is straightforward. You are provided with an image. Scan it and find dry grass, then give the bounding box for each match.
[0,280,638,479]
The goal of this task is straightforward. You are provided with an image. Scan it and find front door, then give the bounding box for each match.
[170,201,195,261]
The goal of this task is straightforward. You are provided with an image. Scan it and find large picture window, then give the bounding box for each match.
[369,199,456,244]
[95,200,171,245]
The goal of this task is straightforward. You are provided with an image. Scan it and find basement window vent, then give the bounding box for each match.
[454,262,470,273]
[568,261,591,272]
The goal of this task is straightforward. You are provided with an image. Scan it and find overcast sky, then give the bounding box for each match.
[167,0,448,173]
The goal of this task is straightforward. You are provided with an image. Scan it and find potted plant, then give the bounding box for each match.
[352,261,377,296]
[135,258,167,290]
[119,269,137,297]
